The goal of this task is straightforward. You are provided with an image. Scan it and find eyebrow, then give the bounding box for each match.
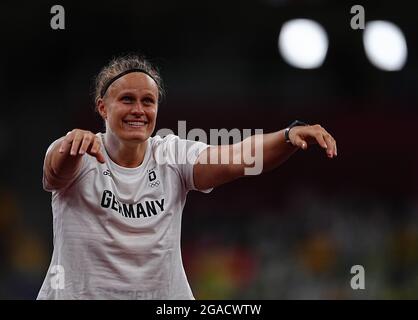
[117,89,157,97]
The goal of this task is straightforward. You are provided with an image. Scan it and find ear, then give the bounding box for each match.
[96,98,107,120]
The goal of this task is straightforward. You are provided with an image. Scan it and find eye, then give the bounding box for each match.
[121,95,135,103]
[142,97,155,105]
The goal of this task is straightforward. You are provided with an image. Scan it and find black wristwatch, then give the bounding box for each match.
[284,120,309,144]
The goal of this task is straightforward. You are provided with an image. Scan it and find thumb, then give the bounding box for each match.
[292,136,308,150]
[95,151,106,164]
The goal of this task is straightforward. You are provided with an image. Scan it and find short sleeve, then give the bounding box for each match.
[156,134,213,193]
[42,138,90,192]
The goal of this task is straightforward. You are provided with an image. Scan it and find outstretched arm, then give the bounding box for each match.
[193,124,337,190]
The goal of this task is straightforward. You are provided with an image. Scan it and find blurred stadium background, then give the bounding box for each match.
[1,0,418,299]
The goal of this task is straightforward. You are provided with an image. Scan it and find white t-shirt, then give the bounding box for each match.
[37,133,212,300]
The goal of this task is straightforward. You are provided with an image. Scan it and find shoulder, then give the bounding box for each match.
[149,134,210,168]
[148,134,183,153]
[149,134,179,146]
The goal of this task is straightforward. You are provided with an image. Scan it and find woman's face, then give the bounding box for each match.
[98,72,159,144]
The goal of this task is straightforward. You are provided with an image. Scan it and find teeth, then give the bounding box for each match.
[125,121,146,127]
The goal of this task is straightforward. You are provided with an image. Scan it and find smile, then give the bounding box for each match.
[123,120,148,128]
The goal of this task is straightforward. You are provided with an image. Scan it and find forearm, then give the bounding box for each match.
[262,130,299,172]
[194,124,336,190]
[237,130,298,175]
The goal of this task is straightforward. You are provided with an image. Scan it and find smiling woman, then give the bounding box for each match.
[38,54,337,300]
[38,55,218,299]
[97,73,159,166]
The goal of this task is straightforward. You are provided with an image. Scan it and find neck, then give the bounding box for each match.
[103,131,148,168]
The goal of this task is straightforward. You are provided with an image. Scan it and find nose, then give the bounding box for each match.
[130,102,145,116]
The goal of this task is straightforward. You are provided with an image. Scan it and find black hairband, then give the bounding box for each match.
[100,68,158,98]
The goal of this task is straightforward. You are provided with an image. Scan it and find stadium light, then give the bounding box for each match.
[278,19,329,69]
[363,20,407,71]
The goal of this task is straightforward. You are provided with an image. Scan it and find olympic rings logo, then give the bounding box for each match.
[149,180,160,188]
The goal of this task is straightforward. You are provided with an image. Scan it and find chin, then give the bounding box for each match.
[120,130,150,144]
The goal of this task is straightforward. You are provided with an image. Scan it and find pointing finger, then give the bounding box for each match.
[323,134,335,158]
[315,132,328,150]
[70,132,83,156]
[321,128,337,157]
[59,132,74,153]
[87,137,106,163]
[79,134,92,155]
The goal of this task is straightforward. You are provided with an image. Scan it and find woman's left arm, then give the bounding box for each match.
[193,124,337,190]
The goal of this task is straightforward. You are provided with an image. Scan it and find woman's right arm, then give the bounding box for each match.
[44,129,105,190]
